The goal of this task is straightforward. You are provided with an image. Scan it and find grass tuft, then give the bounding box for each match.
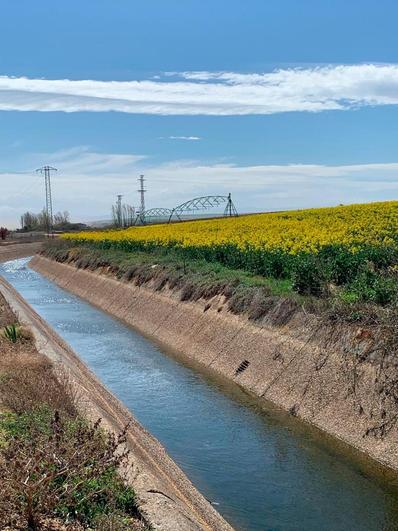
[2,323,21,343]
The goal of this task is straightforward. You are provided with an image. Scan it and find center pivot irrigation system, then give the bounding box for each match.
[135,193,238,225]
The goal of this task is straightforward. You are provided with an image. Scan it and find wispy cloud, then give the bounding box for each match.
[2,64,398,115]
[161,136,201,141]
[3,146,398,227]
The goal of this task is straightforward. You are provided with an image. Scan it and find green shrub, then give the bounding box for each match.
[291,255,325,296]
[0,408,140,529]
[318,245,362,285]
[339,290,360,305]
[348,269,398,306]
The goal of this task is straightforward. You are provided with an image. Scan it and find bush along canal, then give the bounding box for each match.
[2,257,398,531]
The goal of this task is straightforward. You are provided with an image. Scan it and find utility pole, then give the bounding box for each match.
[36,165,57,236]
[117,194,123,227]
[137,175,146,215]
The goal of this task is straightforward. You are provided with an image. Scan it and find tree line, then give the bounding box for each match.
[111,202,136,228]
[19,210,87,232]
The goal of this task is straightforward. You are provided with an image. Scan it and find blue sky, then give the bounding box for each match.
[2,0,398,226]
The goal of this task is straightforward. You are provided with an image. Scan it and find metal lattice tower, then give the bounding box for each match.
[224,193,238,217]
[36,165,57,234]
[137,175,146,214]
[117,194,123,227]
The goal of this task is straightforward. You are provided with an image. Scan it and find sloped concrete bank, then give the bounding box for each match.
[30,255,398,472]
[0,273,233,531]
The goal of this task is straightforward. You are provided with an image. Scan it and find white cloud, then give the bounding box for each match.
[31,146,147,174]
[3,147,398,228]
[2,64,398,115]
[161,136,201,141]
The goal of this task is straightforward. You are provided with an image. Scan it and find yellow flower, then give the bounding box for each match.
[64,201,398,255]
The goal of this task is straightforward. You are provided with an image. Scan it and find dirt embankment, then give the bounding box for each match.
[30,254,398,472]
[0,242,43,263]
[0,273,233,531]
[0,292,46,415]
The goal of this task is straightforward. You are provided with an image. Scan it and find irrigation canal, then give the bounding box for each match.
[2,258,398,531]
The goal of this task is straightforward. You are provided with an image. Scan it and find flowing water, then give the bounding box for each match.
[2,258,398,531]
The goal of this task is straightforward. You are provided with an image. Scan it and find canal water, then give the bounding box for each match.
[2,258,398,531]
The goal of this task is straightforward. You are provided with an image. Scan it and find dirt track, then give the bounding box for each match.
[0,242,43,262]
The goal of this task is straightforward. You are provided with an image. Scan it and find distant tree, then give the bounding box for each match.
[18,210,48,232]
[20,212,36,231]
[53,211,70,226]
[20,210,71,231]
[122,204,135,227]
[111,202,135,228]
[111,204,120,227]
[37,209,50,231]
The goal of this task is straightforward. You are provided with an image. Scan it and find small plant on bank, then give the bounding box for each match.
[2,323,21,343]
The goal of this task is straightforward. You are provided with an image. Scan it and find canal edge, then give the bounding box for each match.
[0,273,234,531]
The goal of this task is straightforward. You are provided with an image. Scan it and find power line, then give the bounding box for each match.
[36,166,57,235]
[3,172,42,202]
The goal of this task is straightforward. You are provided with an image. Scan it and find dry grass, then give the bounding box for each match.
[0,292,148,530]
[0,296,75,415]
[0,295,15,328]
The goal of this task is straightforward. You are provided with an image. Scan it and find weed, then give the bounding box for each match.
[0,409,140,530]
[247,289,275,321]
[3,323,20,343]
[0,365,77,416]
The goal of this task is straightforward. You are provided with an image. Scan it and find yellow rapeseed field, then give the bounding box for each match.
[65,201,398,255]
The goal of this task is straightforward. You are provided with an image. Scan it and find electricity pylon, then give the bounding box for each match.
[36,166,57,235]
[138,175,146,214]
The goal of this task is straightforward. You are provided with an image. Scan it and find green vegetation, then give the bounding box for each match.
[2,323,21,343]
[63,201,398,307]
[44,239,293,294]
[0,407,141,530]
[43,240,331,322]
[59,234,398,309]
[0,291,147,531]
[43,239,398,326]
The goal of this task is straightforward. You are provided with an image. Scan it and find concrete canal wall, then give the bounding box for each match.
[30,254,398,473]
[0,268,233,531]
